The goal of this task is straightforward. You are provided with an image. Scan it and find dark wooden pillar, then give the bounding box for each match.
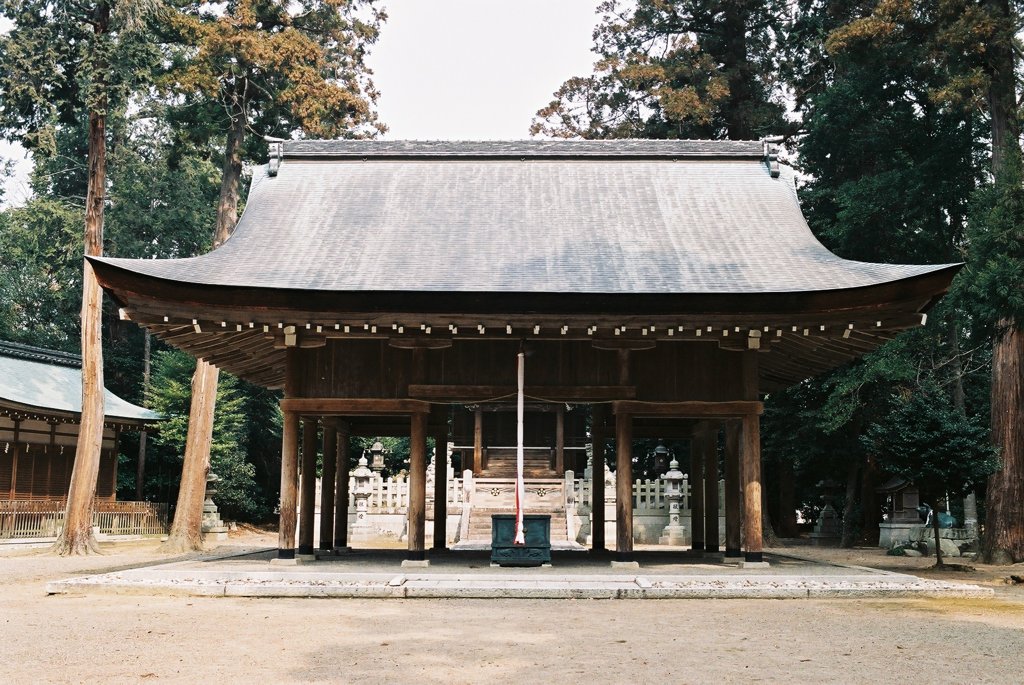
[615,410,633,560]
[408,412,428,560]
[472,407,483,475]
[278,410,300,558]
[9,420,19,499]
[704,424,720,553]
[555,404,565,473]
[591,405,606,551]
[689,433,705,552]
[298,417,318,556]
[319,421,337,552]
[724,420,742,558]
[333,422,350,549]
[742,412,763,563]
[433,427,448,550]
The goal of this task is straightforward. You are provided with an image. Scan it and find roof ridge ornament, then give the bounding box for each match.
[762,137,782,178]
[265,136,285,177]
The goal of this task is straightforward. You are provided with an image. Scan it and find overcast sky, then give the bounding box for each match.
[0,1,600,205]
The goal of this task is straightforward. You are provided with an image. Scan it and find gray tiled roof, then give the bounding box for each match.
[94,139,955,294]
[0,341,159,422]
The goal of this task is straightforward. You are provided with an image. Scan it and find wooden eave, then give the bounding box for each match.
[90,258,960,391]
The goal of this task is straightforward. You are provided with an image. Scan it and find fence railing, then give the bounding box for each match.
[0,500,169,540]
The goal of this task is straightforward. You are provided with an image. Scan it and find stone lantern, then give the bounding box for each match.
[368,440,388,473]
[658,443,687,545]
[350,453,374,541]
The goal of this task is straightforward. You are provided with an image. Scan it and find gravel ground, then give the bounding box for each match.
[3,532,1023,684]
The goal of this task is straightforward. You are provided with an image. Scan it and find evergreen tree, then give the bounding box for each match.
[532,0,789,140]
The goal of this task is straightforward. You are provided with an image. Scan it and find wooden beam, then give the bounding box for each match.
[280,398,432,415]
[742,412,763,563]
[334,422,350,550]
[612,400,763,417]
[408,384,636,401]
[319,423,337,552]
[278,410,299,559]
[298,417,318,556]
[724,420,742,558]
[615,411,633,560]
[408,412,428,560]
[591,405,606,551]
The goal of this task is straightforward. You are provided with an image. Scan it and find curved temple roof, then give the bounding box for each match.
[88,140,961,389]
[0,341,159,425]
[93,139,956,296]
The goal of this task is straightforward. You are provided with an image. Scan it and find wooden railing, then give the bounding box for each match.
[0,500,168,540]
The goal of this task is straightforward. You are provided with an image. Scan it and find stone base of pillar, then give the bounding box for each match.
[738,560,770,569]
[401,559,430,568]
[296,553,317,562]
[610,560,640,569]
[332,546,353,554]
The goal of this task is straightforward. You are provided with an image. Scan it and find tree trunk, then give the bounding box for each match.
[53,8,109,555]
[983,323,1024,562]
[159,360,219,553]
[932,501,945,567]
[720,1,754,140]
[159,101,245,553]
[980,0,1024,564]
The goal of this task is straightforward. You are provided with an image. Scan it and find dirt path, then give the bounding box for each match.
[3,536,1023,684]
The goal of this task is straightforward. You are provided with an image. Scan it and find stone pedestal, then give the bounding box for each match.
[349,454,375,542]
[201,472,229,542]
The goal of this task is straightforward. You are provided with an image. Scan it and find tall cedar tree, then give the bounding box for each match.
[825,0,1024,563]
[156,0,384,552]
[532,0,790,140]
[0,0,159,554]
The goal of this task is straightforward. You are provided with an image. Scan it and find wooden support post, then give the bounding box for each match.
[298,417,318,556]
[433,427,448,550]
[591,405,606,552]
[724,420,742,557]
[472,407,483,475]
[408,412,428,560]
[689,433,705,552]
[9,420,19,499]
[555,404,565,474]
[615,410,633,560]
[742,412,763,563]
[319,422,337,552]
[704,424,720,553]
[278,410,299,558]
[333,422,350,550]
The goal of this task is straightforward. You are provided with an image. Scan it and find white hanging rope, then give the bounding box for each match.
[514,350,525,545]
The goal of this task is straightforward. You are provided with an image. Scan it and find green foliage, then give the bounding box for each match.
[961,145,1024,331]
[862,386,999,497]
[146,348,274,521]
[533,0,789,140]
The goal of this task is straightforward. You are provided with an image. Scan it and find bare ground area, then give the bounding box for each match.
[3,531,1024,684]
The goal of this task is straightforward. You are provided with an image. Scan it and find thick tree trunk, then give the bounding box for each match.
[53,15,108,554]
[983,324,1024,562]
[720,1,753,140]
[981,0,1024,564]
[160,102,245,553]
[160,361,219,553]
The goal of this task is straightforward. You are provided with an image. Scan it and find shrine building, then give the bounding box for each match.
[88,140,959,564]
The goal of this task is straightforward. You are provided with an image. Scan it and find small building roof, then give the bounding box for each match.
[92,140,955,295]
[0,341,159,425]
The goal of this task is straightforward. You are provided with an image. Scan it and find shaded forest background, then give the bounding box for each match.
[1,1,1021,557]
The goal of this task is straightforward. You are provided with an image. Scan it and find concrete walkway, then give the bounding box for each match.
[46,547,994,599]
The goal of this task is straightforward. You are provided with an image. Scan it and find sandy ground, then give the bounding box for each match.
[3,532,1024,684]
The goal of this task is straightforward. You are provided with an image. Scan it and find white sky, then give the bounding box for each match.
[0,1,600,205]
